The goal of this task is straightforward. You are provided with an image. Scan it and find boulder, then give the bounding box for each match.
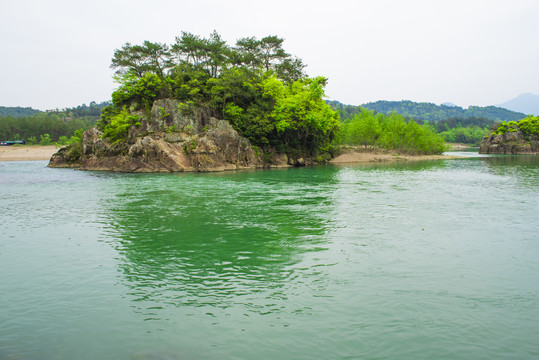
[479,130,538,155]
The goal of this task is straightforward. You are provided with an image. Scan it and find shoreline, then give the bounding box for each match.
[1,145,464,164]
[0,145,60,161]
[329,147,464,164]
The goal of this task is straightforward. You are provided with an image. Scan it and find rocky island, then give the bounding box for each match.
[49,99,287,172]
[48,32,341,172]
[479,116,539,155]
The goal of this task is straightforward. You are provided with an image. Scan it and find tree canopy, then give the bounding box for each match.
[335,109,448,154]
[101,31,336,159]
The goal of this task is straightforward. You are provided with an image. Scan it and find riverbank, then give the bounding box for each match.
[330,147,463,164]
[0,145,60,161]
[1,144,463,164]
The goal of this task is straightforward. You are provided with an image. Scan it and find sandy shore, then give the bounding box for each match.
[0,145,60,161]
[330,147,463,164]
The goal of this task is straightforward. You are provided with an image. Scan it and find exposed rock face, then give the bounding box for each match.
[479,130,539,155]
[49,99,288,172]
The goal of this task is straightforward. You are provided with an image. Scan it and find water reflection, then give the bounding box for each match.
[103,168,338,317]
[480,155,539,188]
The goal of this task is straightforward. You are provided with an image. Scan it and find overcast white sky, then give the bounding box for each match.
[1,0,538,110]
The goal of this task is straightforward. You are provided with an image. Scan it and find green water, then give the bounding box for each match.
[1,156,538,360]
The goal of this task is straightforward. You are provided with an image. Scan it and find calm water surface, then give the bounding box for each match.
[1,155,538,360]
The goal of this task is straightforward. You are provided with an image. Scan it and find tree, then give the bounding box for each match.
[348,108,381,148]
[263,76,340,158]
[259,36,288,71]
[39,133,52,145]
[275,56,306,83]
[172,32,206,67]
[111,41,172,78]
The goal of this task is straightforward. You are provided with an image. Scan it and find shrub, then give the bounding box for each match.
[65,142,82,163]
[39,134,52,145]
[102,110,140,143]
[27,136,37,145]
[518,116,539,139]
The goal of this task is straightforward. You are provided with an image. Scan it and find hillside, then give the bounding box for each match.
[0,106,40,117]
[327,100,526,122]
[498,93,539,115]
[0,101,109,143]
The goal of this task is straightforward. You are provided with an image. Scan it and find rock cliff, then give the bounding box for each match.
[48,99,288,172]
[479,131,539,155]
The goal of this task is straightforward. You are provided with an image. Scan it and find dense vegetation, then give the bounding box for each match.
[491,116,539,140]
[0,106,40,117]
[0,114,90,145]
[328,101,499,145]
[99,31,339,158]
[0,102,108,144]
[334,108,447,154]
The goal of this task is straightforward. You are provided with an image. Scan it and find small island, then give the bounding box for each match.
[49,32,450,172]
[479,117,539,154]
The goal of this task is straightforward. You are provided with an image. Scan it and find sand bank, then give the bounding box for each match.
[330,147,463,164]
[0,145,60,161]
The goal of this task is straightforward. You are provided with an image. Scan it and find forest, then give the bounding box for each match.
[0,102,108,145]
[357,100,525,122]
[333,108,447,154]
[0,106,40,117]
[327,101,507,145]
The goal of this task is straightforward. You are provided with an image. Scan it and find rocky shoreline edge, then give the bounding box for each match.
[479,131,538,155]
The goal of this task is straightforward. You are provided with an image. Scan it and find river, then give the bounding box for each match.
[1,154,538,360]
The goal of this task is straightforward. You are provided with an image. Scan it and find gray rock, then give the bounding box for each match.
[48,99,289,172]
[479,130,538,155]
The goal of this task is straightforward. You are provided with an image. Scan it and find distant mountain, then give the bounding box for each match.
[0,106,41,117]
[327,100,526,122]
[441,102,458,107]
[497,93,539,115]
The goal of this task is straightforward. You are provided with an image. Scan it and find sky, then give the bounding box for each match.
[1,0,538,110]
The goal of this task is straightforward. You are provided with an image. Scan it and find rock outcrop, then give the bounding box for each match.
[479,131,539,155]
[49,99,288,172]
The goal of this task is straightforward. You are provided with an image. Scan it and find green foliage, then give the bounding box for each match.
[165,125,177,133]
[0,112,94,143]
[111,40,173,78]
[102,110,140,143]
[65,142,82,163]
[439,126,490,145]
[112,72,169,113]
[159,107,170,118]
[26,136,37,145]
[336,109,448,154]
[517,116,539,138]
[341,108,382,147]
[39,134,52,145]
[0,106,40,117]
[265,76,340,157]
[492,116,539,140]
[57,136,69,145]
